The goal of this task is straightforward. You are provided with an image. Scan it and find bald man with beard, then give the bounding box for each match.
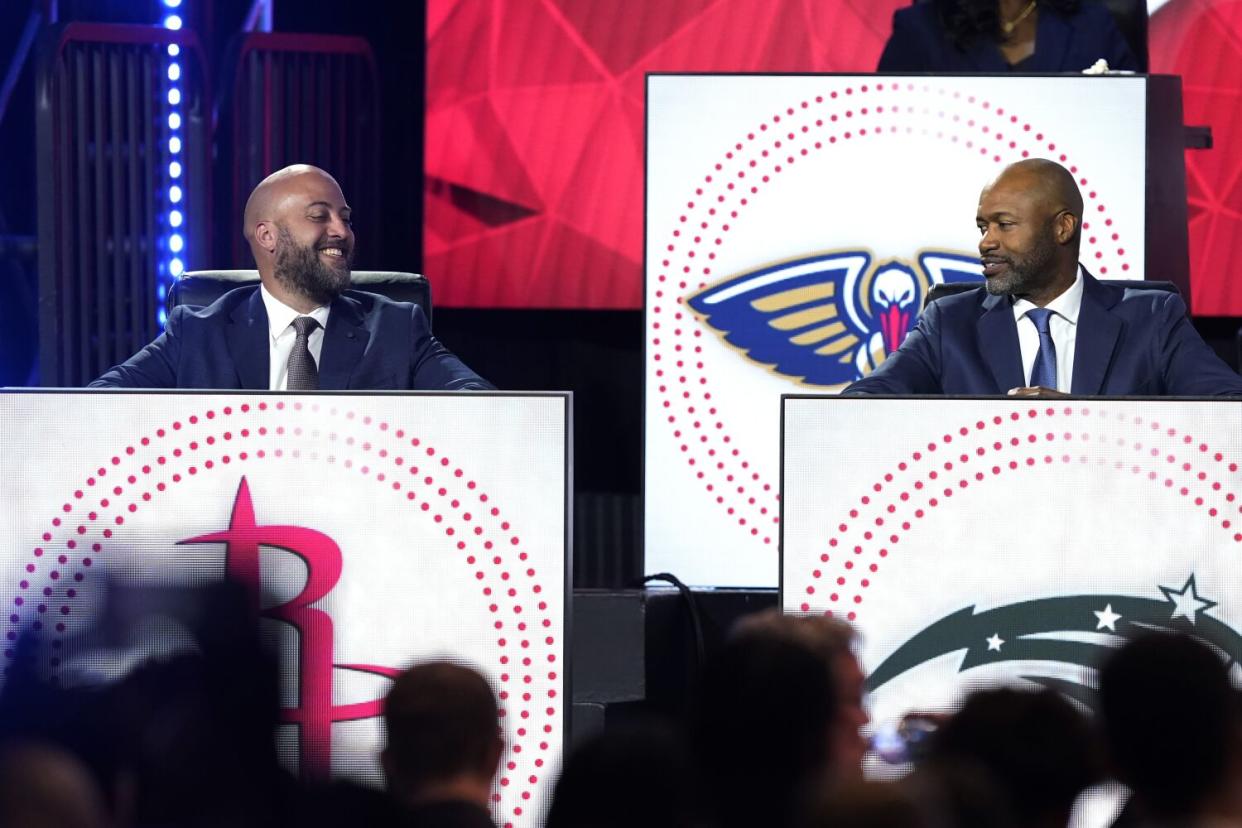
[844,158,1242,397]
[91,164,492,390]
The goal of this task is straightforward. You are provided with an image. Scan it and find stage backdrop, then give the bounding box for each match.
[425,0,1242,315]
[0,391,569,828]
[782,396,1242,824]
[645,74,1146,587]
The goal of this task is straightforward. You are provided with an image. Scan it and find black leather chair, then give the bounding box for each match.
[166,270,432,324]
[924,279,1177,308]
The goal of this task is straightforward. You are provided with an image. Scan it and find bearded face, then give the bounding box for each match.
[981,215,1060,298]
[272,223,353,306]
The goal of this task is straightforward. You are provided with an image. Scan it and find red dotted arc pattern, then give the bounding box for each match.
[7,400,562,828]
[652,83,1129,554]
[788,406,1242,621]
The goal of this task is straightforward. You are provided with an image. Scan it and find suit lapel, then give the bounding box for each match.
[318,295,370,390]
[1071,272,1123,395]
[226,290,270,390]
[977,293,1026,392]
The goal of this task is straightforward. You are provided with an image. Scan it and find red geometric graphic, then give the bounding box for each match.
[427,0,1242,314]
[425,0,907,308]
[1150,0,1242,315]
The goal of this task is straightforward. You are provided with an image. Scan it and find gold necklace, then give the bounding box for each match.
[1000,0,1038,35]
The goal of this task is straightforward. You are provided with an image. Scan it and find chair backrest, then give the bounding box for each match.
[924,279,1178,308]
[35,23,209,387]
[168,270,432,324]
[216,33,380,268]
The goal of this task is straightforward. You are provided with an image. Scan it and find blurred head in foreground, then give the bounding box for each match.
[382,660,503,811]
[0,742,107,828]
[1098,631,1239,823]
[928,686,1101,828]
[692,610,841,828]
[733,610,871,779]
[544,721,696,828]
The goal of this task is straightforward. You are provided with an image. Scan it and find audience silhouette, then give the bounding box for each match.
[0,587,1238,828]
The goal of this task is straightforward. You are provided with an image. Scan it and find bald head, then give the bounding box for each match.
[242,164,354,312]
[985,158,1084,239]
[976,158,1083,305]
[242,164,343,246]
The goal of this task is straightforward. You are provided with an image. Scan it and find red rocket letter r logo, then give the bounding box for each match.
[180,477,400,779]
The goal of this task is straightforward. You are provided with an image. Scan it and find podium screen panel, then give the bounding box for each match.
[645,74,1147,586]
[0,391,569,828]
[782,396,1242,822]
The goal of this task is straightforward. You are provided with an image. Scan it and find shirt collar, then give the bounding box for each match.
[1011,264,1084,325]
[260,283,331,341]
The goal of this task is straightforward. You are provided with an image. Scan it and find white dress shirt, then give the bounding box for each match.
[1011,266,1084,393]
[260,285,331,391]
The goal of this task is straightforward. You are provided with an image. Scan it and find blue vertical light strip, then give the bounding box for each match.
[158,0,185,327]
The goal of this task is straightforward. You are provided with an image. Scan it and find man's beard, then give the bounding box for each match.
[272,225,352,306]
[984,231,1059,298]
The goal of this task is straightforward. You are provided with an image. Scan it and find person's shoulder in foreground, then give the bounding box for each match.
[89,163,493,391]
[843,158,1242,397]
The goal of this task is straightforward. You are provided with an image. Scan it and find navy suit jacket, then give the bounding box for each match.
[89,287,494,391]
[877,2,1138,73]
[843,272,1242,396]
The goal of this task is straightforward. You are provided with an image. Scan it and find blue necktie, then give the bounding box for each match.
[1026,308,1057,390]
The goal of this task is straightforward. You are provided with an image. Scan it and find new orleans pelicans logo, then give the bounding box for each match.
[867,575,1242,705]
[687,250,982,388]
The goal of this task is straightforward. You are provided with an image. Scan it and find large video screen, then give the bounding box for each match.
[0,391,569,828]
[644,73,1147,587]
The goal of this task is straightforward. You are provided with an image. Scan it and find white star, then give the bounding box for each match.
[986,633,1004,652]
[1094,604,1122,631]
[1160,575,1217,625]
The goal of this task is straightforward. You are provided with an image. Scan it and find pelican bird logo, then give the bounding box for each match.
[685,250,981,388]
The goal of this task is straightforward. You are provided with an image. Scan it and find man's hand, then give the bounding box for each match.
[1007,386,1069,398]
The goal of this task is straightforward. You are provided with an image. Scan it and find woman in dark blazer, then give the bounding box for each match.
[877,0,1139,72]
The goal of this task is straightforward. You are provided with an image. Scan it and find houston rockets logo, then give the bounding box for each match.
[866,576,1242,707]
[180,476,400,779]
[686,250,981,388]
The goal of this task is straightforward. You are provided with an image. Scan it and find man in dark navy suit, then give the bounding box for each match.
[90,164,492,391]
[844,159,1242,397]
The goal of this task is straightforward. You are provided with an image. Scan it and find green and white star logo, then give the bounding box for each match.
[867,575,1240,706]
[1159,576,1216,625]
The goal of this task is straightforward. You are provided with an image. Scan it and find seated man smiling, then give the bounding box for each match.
[91,164,492,391]
[844,159,1242,397]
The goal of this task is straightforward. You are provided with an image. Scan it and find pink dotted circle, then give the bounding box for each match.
[11,402,561,815]
[793,407,1241,618]
[654,85,1130,552]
